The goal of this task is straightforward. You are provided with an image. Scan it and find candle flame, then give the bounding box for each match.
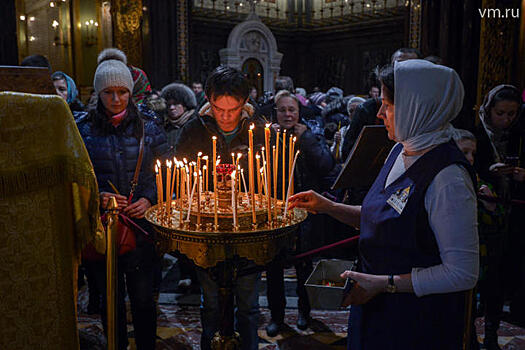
[202,155,208,160]
[174,157,178,163]
[293,136,297,142]
[261,147,265,151]
[216,159,221,166]
[203,165,207,170]
[236,153,242,160]
[155,164,158,173]
[191,161,196,166]
[194,172,197,177]
[156,159,161,168]
[250,124,255,130]
[166,159,172,167]
[183,158,188,164]
[259,168,264,174]
[256,154,260,159]
[265,123,271,128]
[212,136,217,140]
[198,152,202,157]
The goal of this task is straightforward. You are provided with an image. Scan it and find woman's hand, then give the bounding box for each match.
[340,271,388,306]
[123,198,151,218]
[513,167,525,182]
[478,184,497,212]
[100,192,128,210]
[292,124,307,139]
[287,190,334,214]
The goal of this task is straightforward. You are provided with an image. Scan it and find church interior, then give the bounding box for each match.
[1,0,525,349]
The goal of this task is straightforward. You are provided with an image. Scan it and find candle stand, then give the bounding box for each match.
[145,204,307,350]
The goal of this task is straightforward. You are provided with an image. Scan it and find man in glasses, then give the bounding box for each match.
[175,65,267,350]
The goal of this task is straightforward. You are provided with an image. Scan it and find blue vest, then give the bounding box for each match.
[349,141,476,350]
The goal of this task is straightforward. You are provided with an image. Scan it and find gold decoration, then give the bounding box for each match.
[476,0,518,111]
[111,0,143,67]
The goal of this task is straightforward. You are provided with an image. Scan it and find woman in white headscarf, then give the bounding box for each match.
[288,60,479,349]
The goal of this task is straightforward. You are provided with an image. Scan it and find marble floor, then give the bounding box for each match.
[77,258,525,349]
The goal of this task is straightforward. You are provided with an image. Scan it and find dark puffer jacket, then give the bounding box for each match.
[76,104,169,207]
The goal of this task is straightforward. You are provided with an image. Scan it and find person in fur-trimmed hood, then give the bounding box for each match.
[174,66,269,350]
[160,83,197,147]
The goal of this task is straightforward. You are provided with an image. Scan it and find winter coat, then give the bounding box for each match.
[76,104,169,208]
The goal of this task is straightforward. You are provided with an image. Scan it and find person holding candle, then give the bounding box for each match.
[76,56,168,350]
[288,60,480,349]
[174,65,268,350]
[265,90,335,336]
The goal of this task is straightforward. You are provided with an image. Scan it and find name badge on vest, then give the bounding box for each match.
[386,185,411,215]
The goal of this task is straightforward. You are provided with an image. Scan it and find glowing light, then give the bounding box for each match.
[29,16,35,21]
[52,20,59,28]
[19,15,26,21]
[29,36,36,41]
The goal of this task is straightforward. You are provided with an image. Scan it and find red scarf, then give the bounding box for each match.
[109,109,128,127]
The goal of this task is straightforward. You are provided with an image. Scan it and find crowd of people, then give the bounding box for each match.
[19,46,525,349]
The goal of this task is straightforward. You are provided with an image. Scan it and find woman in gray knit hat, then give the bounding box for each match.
[76,57,169,350]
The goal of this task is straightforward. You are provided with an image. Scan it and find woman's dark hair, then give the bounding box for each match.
[378,64,395,103]
[489,87,522,111]
[51,71,66,82]
[89,99,143,139]
[205,66,249,101]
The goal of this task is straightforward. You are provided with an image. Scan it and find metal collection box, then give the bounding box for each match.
[305,259,355,310]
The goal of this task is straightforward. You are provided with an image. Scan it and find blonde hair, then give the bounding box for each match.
[274,90,300,108]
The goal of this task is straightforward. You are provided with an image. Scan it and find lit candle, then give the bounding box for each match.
[264,123,272,222]
[186,171,197,221]
[156,160,163,207]
[155,164,162,209]
[273,145,277,217]
[173,158,179,200]
[248,124,256,224]
[197,170,201,225]
[231,170,237,229]
[261,147,271,222]
[282,129,287,201]
[291,136,296,195]
[185,167,190,204]
[236,153,242,193]
[283,150,300,218]
[259,168,265,196]
[203,155,209,192]
[166,160,172,214]
[212,136,218,228]
[241,168,248,194]
[197,151,202,191]
[231,152,235,166]
[256,153,262,194]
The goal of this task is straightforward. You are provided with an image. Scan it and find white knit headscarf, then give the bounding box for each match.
[393,59,464,153]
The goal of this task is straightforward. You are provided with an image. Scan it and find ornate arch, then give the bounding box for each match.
[219,16,283,93]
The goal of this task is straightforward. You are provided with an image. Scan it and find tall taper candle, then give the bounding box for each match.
[212,136,218,228]
[264,124,272,222]
[248,125,256,224]
[283,150,300,218]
